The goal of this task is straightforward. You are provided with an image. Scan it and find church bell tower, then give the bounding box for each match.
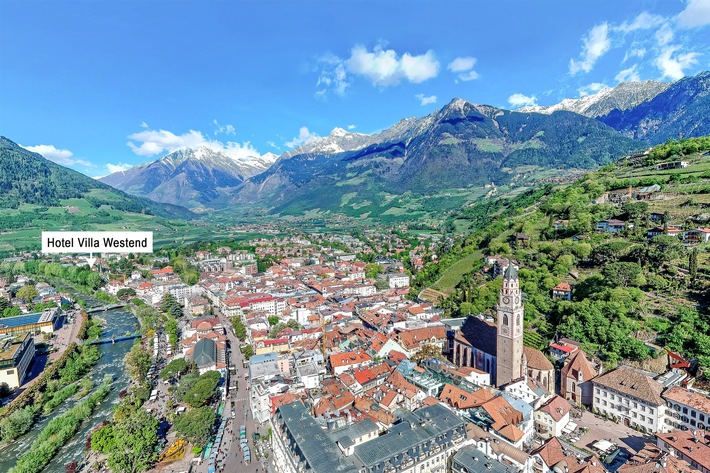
[496,262,524,387]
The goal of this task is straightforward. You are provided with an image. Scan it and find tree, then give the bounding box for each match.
[240,344,254,360]
[183,371,221,408]
[161,293,179,314]
[267,315,280,326]
[689,247,698,281]
[0,382,10,398]
[160,358,188,381]
[365,263,383,279]
[173,406,216,445]
[91,424,116,454]
[16,284,38,302]
[107,408,159,473]
[125,343,152,384]
[602,262,646,287]
[231,316,247,341]
[411,343,444,363]
[647,235,685,267]
[116,288,136,299]
[0,406,35,442]
[165,318,179,350]
[85,272,103,290]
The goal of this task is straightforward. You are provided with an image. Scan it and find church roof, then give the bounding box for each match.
[504,262,518,280]
[523,346,554,371]
[460,316,497,356]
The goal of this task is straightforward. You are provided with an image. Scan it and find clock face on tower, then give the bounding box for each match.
[502,296,510,305]
[515,296,520,305]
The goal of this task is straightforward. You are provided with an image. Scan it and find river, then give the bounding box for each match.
[0,304,140,472]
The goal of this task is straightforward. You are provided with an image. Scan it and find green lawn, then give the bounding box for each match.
[431,250,481,294]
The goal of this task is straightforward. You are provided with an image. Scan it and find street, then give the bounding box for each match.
[193,309,273,473]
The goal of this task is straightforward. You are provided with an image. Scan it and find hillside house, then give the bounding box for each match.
[683,228,710,244]
[551,282,572,301]
[597,219,628,233]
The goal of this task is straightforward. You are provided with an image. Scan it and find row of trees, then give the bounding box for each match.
[90,386,160,473]
[10,379,111,473]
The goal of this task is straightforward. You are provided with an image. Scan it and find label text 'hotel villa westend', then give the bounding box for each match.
[42,231,153,253]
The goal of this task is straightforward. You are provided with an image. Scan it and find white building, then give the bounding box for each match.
[534,395,571,439]
[387,273,410,289]
[592,366,667,433]
[662,385,710,431]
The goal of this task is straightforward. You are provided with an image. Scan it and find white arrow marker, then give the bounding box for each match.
[85,253,97,268]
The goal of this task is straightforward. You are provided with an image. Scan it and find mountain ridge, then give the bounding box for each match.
[100,147,277,209]
[518,80,671,118]
[0,136,193,219]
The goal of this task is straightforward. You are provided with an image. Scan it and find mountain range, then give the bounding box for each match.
[100,147,277,208]
[230,99,641,216]
[8,71,710,220]
[518,80,670,118]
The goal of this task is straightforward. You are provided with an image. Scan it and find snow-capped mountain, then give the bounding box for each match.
[231,97,641,214]
[100,147,276,209]
[519,80,670,118]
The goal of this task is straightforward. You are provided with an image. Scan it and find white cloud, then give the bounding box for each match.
[347,125,356,130]
[127,129,206,156]
[457,70,480,81]
[447,56,476,72]
[677,0,710,28]
[140,121,148,129]
[507,93,538,108]
[22,144,93,167]
[345,44,439,87]
[213,119,236,136]
[126,127,264,161]
[285,127,320,148]
[569,23,611,75]
[655,23,674,46]
[623,47,647,62]
[615,64,642,82]
[415,94,437,106]
[105,162,133,174]
[267,141,280,150]
[315,53,350,97]
[655,45,700,80]
[615,12,665,32]
[447,56,479,82]
[578,82,608,96]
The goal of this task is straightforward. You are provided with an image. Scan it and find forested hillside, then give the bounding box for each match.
[0,137,192,218]
[416,136,710,371]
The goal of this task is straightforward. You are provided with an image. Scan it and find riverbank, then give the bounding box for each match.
[0,305,139,473]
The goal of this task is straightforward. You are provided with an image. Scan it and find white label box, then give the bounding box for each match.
[42,231,153,253]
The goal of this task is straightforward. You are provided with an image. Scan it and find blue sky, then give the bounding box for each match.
[1,0,709,177]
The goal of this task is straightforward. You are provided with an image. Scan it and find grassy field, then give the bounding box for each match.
[431,250,481,294]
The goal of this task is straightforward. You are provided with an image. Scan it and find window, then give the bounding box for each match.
[691,411,696,419]
[700,414,706,422]
[683,407,688,414]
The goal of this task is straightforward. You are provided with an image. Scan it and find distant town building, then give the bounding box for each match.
[655,161,689,170]
[596,219,628,233]
[386,273,410,289]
